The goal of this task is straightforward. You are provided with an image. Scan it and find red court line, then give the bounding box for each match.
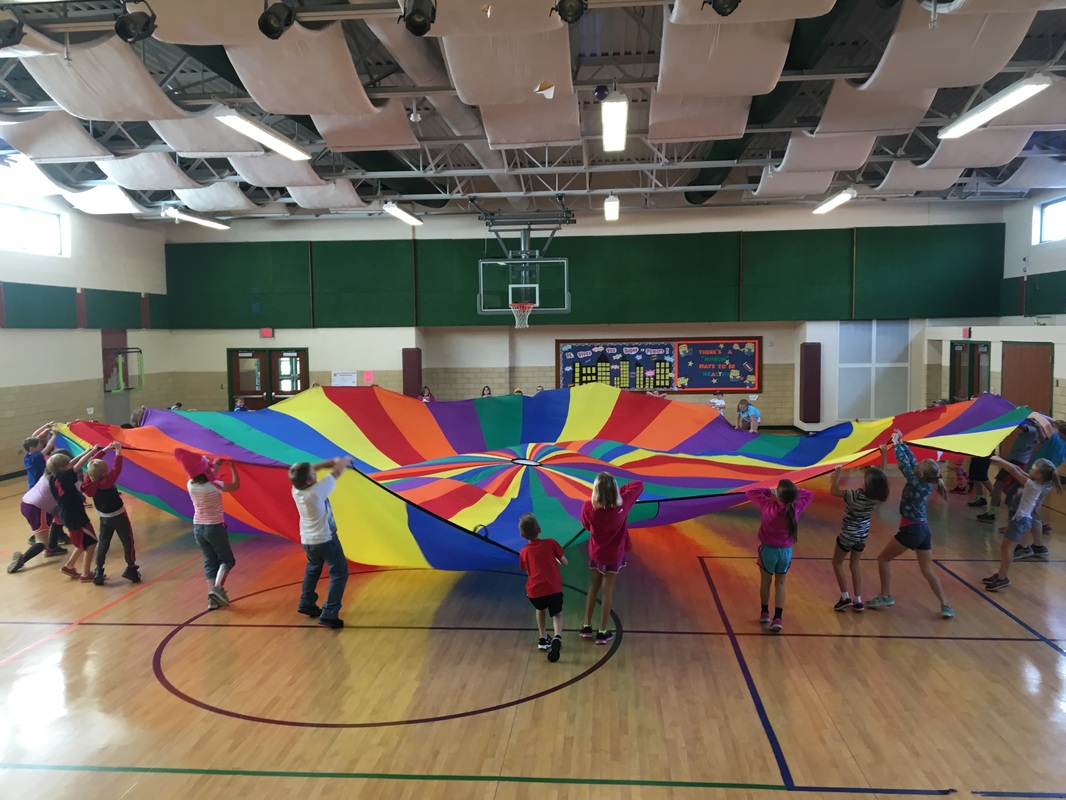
[0,554,201,669]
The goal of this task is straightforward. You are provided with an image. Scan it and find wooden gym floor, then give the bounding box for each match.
[1,473,1064,800]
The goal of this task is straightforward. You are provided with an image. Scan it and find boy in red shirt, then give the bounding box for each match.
[518,513,568,663]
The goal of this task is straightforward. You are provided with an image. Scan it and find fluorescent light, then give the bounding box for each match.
[938,73,1054,139]
[383,201,423,226]
[162,207,231,231]
[604,193,619,221]
[214,107,311,161]
[813,187,857,215]
[601,89,628,152]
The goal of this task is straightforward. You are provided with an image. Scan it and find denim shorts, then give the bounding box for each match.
[758,544,792,575]
[895,523,932,552]
[1004,515,1033,544]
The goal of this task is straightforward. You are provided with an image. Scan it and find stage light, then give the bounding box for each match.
[114,1,157,43]
[0,13,26,48]
[593,84,610,102]
[553,0,588,24]
[402,0,436,37]
[938,73,1054,140]
[258,1,297,40]
[702,0,741,16]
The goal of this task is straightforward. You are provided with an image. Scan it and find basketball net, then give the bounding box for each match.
[509,302,535,329]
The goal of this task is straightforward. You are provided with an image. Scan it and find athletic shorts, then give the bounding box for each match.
[68,523,98,550]
[758,544,792,575]
[1005,515,1034,544]
[588,558,626,574]
[20,502,51,532]
[895,522,932,552]
[836,535,867,554]
[969,456,991,483]
[527,592,564,616]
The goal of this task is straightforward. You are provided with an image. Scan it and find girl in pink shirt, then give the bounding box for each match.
[747,479,814,634]
[580,473,644,645]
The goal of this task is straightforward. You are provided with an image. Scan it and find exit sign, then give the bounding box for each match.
[259,327,275,339]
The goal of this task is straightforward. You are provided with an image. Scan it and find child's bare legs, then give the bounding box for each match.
[535,608,547,639]
[1030,518,1045,548]
[63,548,84,571]
[849,551,862,599]
[995,536,1013,579]
[583,570,603,628]
[81,544,96,578]
[759,570,772,607]
[551,611,563,638]
[876,538,908,597]
[598,572,617,631]
[974,480,993,502]
[774,573,786,610]
[915,549,948,606]
[831,547,849,594]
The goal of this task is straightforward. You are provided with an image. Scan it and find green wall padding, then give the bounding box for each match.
[1025,271,1066,315]
[1000,276,1024,316]
[2,282,77,328]
[85,288,142,329]
[165,242,312,329]
[311,240,415,327]
[415,238,502,327]
[854,224,1005,319]
[741,229,852,321]
[148,293,170,329]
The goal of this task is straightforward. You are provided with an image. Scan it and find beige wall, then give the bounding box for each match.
[1,379,105,476]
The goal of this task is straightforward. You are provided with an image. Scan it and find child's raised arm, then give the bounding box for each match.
[71,444,103,472]
[879,443,888,471]
[620,480,644,512]
[830,465,846,497]
[220,461,241,492]
[745,486,774,509]
[990,454,1029,485]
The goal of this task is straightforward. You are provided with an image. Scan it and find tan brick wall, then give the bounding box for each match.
[1054,376,1065,419]
[926,363,944,406]
[2,379,105,476]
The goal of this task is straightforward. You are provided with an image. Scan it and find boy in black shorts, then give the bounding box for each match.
[518,513,568,663]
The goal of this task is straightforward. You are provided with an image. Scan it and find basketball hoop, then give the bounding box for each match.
[509,302,535,329]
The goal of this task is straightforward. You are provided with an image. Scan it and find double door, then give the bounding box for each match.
[949,341,990,403]
[227,348,309,410]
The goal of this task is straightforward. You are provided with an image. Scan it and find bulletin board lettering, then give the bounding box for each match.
[556,338,761,393]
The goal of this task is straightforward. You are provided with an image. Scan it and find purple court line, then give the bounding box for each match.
[932,561,1066,659]
[973,793,1066,798]
[151,579,623,729]
[698,556,795,789]
[699,556,956,797]
[699,556,1066,564]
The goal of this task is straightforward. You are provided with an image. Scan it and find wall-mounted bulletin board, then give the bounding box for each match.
[556,338,761,393]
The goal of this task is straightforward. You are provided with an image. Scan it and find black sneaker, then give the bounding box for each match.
[1031,546,1050,560]
[298,604,322,618]
[851,600,864,613]
[318,617,344,630]
[121,565,141,583]
[976,513,996,523]
[537,636,551,651]
[92,568,106,586]
[1014,545,1035,561]
[594,630,614,645]
[985,576,1011,592]
[833,597,852,612]
[548,636,562,662]
[981,573,1000,585]
[967,497,987,507]
[44,547,68,557]
[56,535,71,546]
[579,625,594,639]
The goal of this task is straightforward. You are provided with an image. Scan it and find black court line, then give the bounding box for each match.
[933,561,1066,658]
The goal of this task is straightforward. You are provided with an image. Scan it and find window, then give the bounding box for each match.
[0,202,65,256]
[1039,196,1066,244]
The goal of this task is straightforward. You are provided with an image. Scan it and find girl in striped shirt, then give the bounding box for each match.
[829,445,890,613]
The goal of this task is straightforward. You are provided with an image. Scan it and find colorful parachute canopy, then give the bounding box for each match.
[58,385,1028,571]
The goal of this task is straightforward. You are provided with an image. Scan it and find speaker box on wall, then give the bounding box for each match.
[799,342,821,424]
[402,347,422,398]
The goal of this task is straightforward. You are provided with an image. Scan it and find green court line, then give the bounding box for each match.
[0,763,784,791]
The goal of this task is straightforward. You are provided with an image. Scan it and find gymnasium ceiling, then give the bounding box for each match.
[0,0,1065,225]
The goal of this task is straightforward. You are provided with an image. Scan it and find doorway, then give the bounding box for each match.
[1000,342,1054,415]
[949,341,990,403]
[227,348,309,410]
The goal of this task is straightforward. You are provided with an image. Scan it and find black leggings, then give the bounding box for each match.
[96,513,136,570]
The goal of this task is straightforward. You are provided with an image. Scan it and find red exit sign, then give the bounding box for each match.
[259,327,275,339]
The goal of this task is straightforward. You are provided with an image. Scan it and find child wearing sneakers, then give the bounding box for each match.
[867,431,954,618]
[518,513,568,663]
[81,442,140,585]
[176,448,240,611]
[829,445,890,613]
[48,447,104,581]
[8,469,71,574]
[290,457,353,630]
[983,456,1062,592]
[580,473,644,645]
[748,479,813,633]
[978,415,1044,523]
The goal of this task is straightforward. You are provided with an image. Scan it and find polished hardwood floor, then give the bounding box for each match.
[1,472,1063,800]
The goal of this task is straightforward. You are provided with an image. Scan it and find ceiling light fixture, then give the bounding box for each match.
[552,0,588,24]
[383,201,423,226]
[0,12,25,48]
[601,89,629,152]
[214,107,311,161]
[812,187,857,215]
[401,0,436,37]
[604,193,619,221]
[702,0,742,17]
[258,1,297,40]
[162,207,231,231]
[114,0,157,43]
[938,73,1054,140]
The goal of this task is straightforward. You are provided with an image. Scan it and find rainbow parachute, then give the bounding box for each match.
[59,385,1027,570]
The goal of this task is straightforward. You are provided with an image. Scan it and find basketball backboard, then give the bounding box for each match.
[478,257,570,315]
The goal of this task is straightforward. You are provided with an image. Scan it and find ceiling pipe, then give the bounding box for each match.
[365,19,531,210]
